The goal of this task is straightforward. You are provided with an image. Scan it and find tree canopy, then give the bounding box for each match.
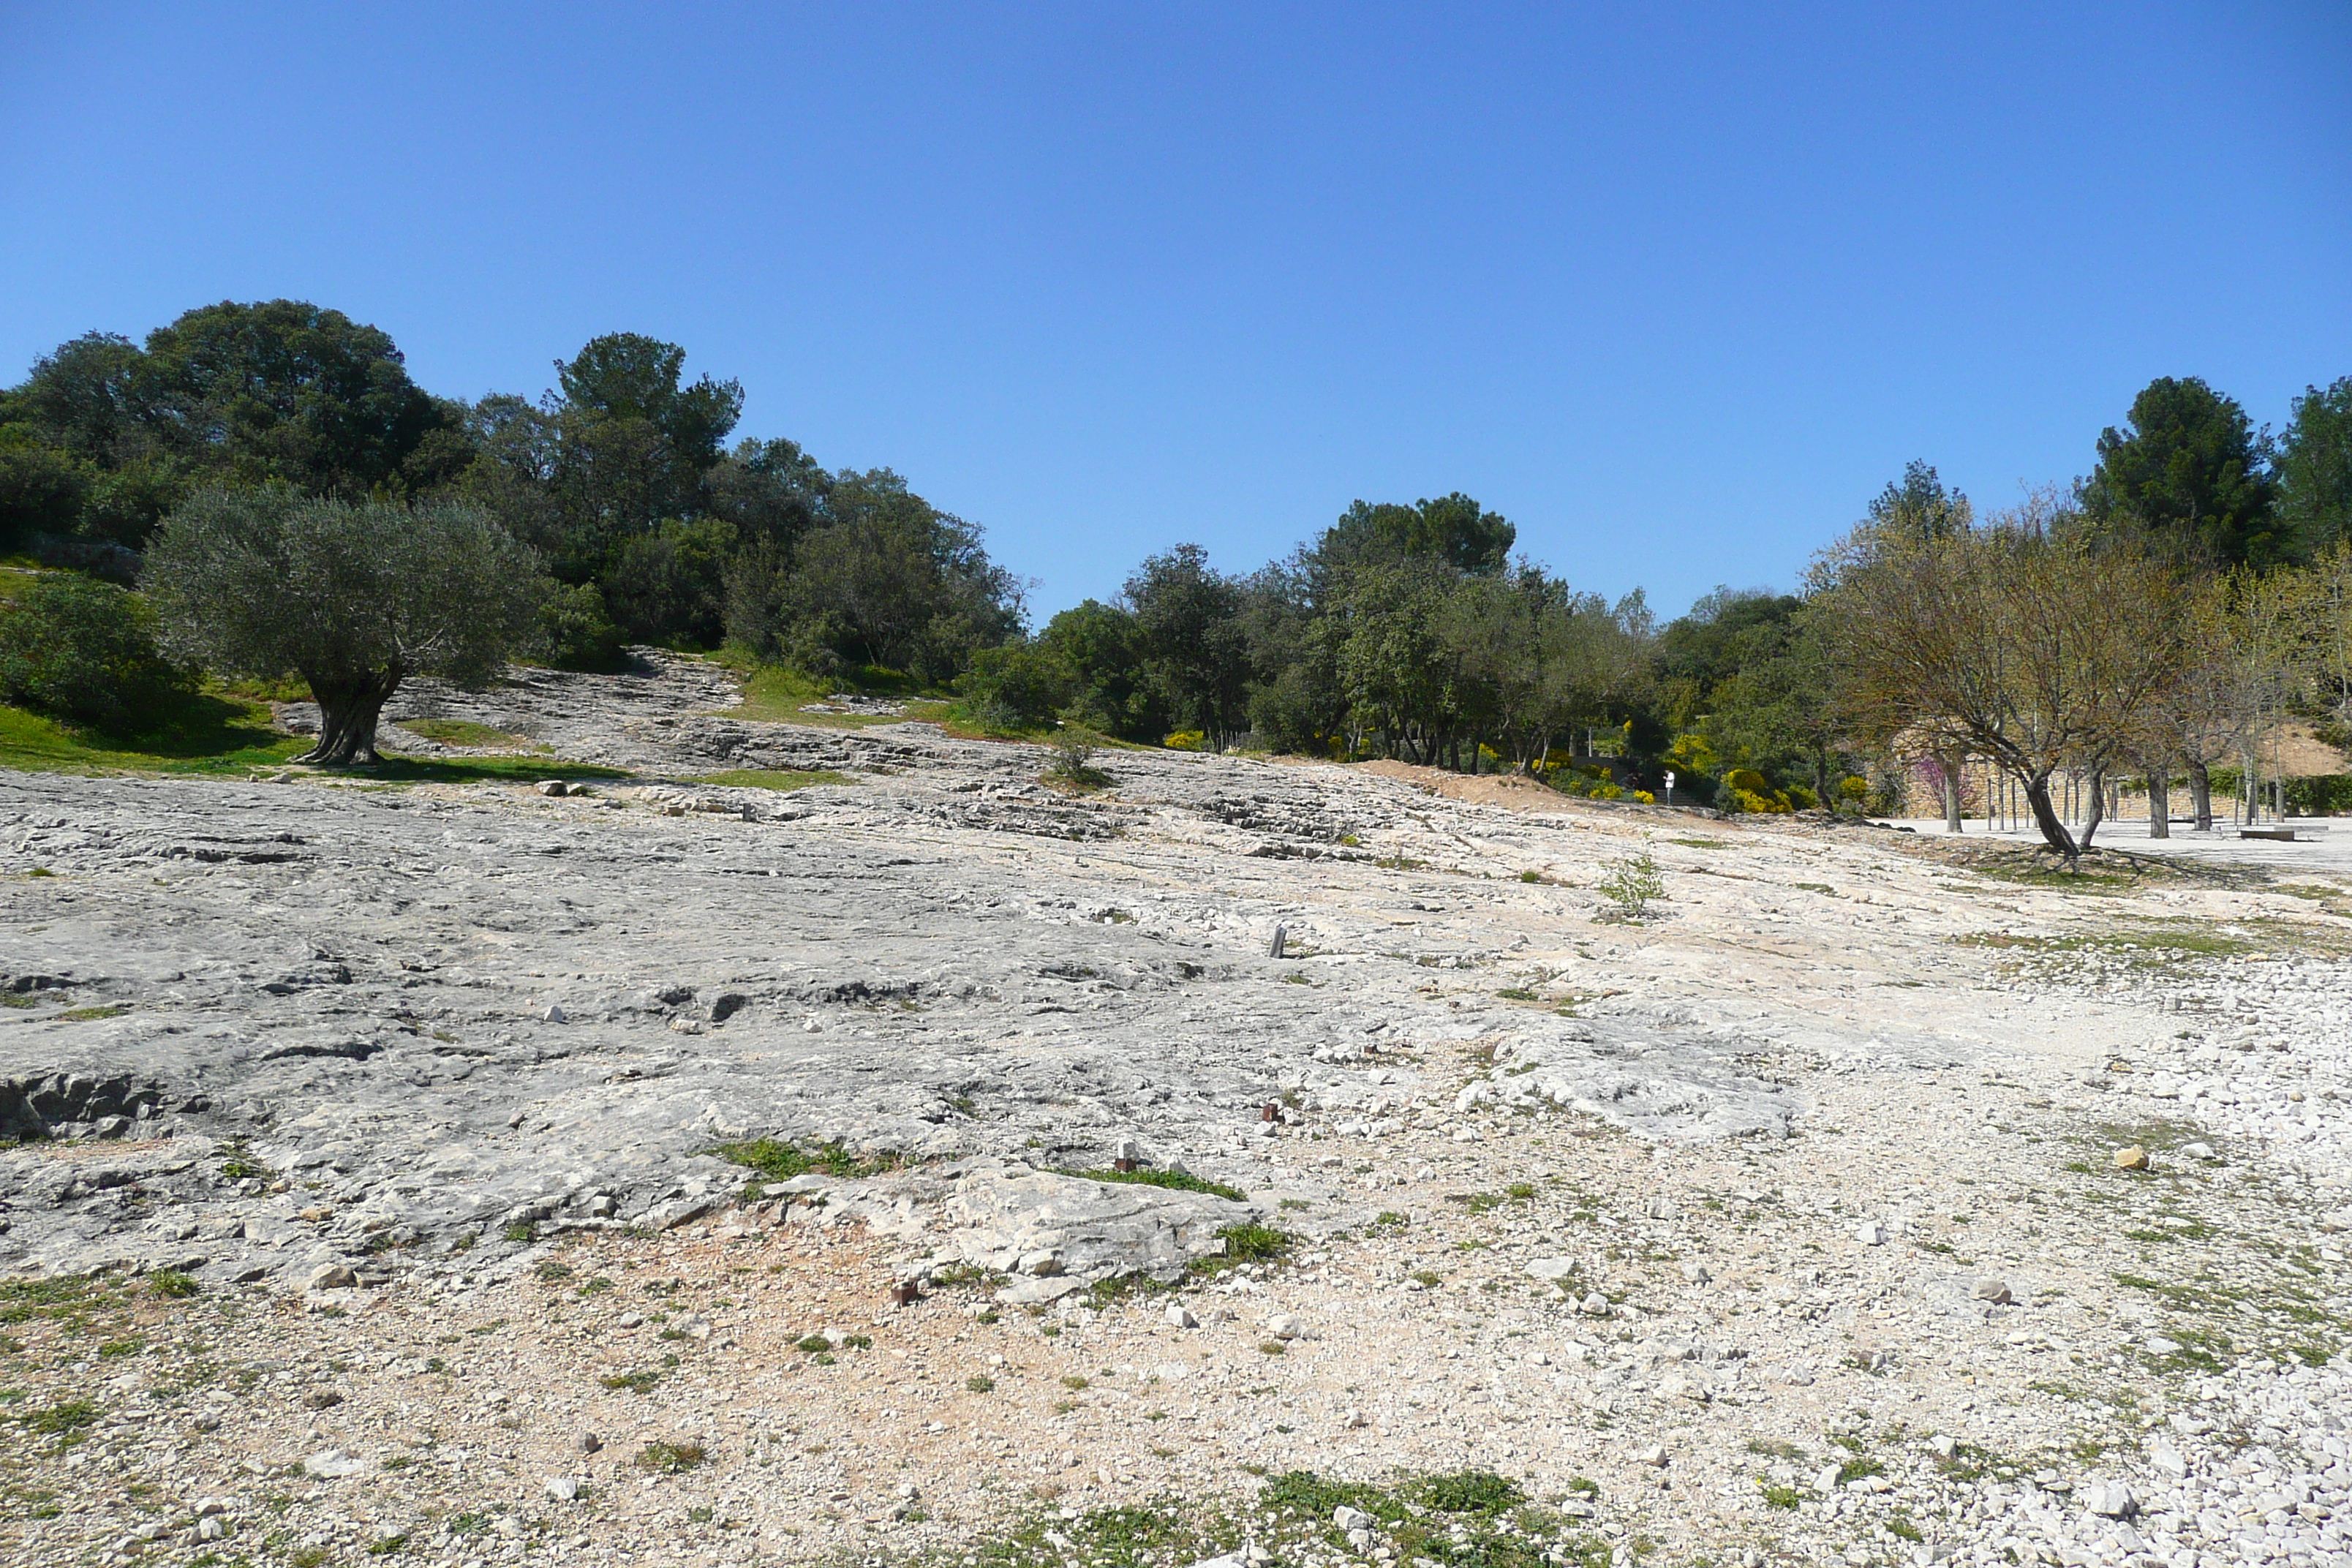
[143,490,544,765]
[2080,376,2281,567]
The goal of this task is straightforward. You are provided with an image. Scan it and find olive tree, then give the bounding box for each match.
[144,489,544,765]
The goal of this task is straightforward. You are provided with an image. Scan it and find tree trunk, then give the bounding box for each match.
[2188,761,2212,831]
[2019,772,2081,859]
[2147,761,2170,840]
[1942,757,1964,834]
[295,669,402,766]
[2079,766,2108,850]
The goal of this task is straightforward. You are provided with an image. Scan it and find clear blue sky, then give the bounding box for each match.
[3,3,2347,620]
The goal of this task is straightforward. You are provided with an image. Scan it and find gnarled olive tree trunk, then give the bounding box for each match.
[2146,761,2170,840]
[294,668,404,766]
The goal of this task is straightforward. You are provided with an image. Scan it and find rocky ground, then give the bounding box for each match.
[4,655,2352,1568]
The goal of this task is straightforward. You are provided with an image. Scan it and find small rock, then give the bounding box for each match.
[535,780,568,796]
[1578,1292,1611,1316]
[1972,1278,2013,1305]
[2144,1335,2180,1355]
[304,1264,357,1292]
[544,1475,581,1502]
[1678,1260,1712,1284]
[196,1515,230,1542]
[1855,1219,1888,1246]
[578,1432,602,1455]
[2181,1141,2216,1161]
[674,1313,712,1341]
[616,1311,644,1329]
[1633,1443,1667,1468]
[540,1003,567,1024]
[299,1390,342,1411]
[1264,1313,1305,1341]
[301,1449,364,1479]
[2147,1437,2187,1477]
[1165,1304,1199,1329]
[1930,1433,1956,1458]
[1332,1505,1373,1532]
[2112,1146,2150,1172]
[2084,1482,2135,1518]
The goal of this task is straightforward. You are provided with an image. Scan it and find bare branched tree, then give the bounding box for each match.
[1819,491,2189,858]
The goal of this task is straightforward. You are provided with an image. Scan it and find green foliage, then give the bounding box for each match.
[2285,774,2352,815]
[1126,544,1251,747]
[1057,1166,1246,1203]
[709,1137,904,1183]
[0,697,304,777]
[2278,377,2352,555]
[636,1439,706,1474]
[2081,375,2282,566]
[959,640,1074,731]
[0,573,192,728]
[1319,494,1517,576]
[143,489,546,765]
[1594,850,1664,919]
[148,1272,200,1300]
[534,581,630,671]
[1192,1224,1289,1275]
[22,1398,98,1436]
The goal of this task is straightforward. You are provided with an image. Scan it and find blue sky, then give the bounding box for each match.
[2,3,2347,620]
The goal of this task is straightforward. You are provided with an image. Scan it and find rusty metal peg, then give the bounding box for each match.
[889,1281,920,1307]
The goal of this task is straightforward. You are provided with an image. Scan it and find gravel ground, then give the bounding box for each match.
[4,657,2352,1568]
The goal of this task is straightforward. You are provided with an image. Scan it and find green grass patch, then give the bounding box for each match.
[0,697,306,777]
[707,655,953,730]
[1191,1224,1290,1275]
[1055,1166,1246,1203]
[0,698,631,785]
[396,717,540,750]
[22,1398,98,1435]
[708,1137,908,1184]
[636,1439,706,1474]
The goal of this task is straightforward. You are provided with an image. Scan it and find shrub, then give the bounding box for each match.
[1163,730,1205,752]
[2285,774,2352,815]
[958,641,1071,731]
[636,1439,706,1474]
[535,581,629,671]
[1595,850,1665,919]
[0,574,192,728]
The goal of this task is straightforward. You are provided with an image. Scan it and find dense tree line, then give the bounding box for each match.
[0,301,1022,681]
[2,298,2348,815]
